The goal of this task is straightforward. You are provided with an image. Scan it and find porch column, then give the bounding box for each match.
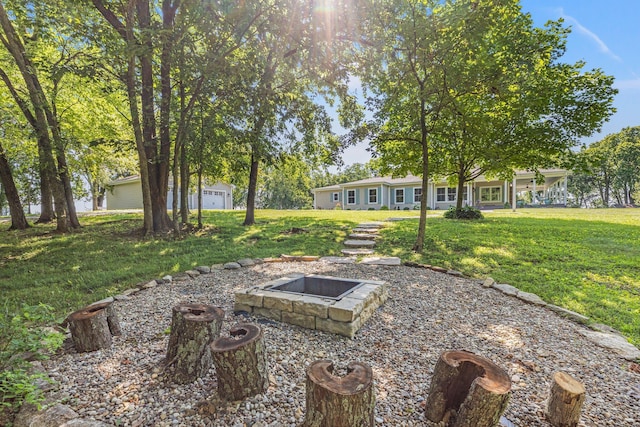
[563,174,568,206]
[467,182,472,206]
[503,181,508,204]
[532,179,537,204]
[512,177,517,212]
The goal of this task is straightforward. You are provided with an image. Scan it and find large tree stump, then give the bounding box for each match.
[546,372,586,427]
[304,360,375,427]
[425,350,511,427]
[210,323,268,401]
[67,302,121,352]
[165,303,224,384]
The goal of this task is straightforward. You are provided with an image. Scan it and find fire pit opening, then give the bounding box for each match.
[267,276,365,300]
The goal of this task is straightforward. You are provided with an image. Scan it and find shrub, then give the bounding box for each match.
[0,304,64,410]
[380,205,389,210]
[403,207,410,210]
[443,206,484,220]
[368,207,375,210]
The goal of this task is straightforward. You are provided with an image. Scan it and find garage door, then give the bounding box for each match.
[202,190,225,209]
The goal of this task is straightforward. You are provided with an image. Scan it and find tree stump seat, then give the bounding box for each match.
[546,371,586,427]
[425,350,511,427]
[165,303,224,384]
[304,360,375,427]
[211,323,268,401]
[67,301,122,353]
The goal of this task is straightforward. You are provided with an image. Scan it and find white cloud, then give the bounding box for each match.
[556,8,621,62]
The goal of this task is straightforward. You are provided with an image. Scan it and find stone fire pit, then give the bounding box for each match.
[234,273,388,338]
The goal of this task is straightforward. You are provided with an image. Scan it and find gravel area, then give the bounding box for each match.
[44,262,640,426]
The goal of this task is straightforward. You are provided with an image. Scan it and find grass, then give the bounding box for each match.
[1,208,638,346]
[376,208,640,346]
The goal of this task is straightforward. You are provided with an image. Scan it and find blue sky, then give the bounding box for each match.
[339,0,640,166]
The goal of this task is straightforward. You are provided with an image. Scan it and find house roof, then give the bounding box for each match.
[109,175,141,185]
[311,169,568,192]
[109,175,234,189]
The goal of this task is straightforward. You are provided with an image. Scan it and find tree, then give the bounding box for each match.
[90,0,261,234]
[231,0,354,226]
[0,115,30,229]
[427,3,616,210]
[584,127,640,207]
[261,156,314,209]
[356,0,470,251]
[0,1,82,232]
[357,0,615,250]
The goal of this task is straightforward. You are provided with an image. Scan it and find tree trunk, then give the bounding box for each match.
[180,151,189,224]
[0,143,30,230]
[413,99,429,252]
[456,171,466,210]
[165,303,224,384]
[67,301,121,353]
[197,168,203,229]
[37,149,55,223]
[425,350,511,427]
[545,372,585,427]
[211,323,268,401]
[304,360,375,427]
[243,153,259,226]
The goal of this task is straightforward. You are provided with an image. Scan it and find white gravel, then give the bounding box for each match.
[44,262,640,426]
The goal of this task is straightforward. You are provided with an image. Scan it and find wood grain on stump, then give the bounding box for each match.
[546,371,586,427]
[165,303,224,384]
[425,350,511,427]
[304,360,375,427]
[211,323,268,401]
[67,302,121,352]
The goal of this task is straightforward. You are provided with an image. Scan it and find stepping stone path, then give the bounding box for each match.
[341,222,385,256]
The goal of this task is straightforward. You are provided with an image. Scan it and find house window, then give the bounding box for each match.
[332,192,339,202]
[480,187,502,202]
[347,190,356,205]
[413,188,422,203]
[437,187,466,202]
[368,188,378,204]
[395,188,404,204]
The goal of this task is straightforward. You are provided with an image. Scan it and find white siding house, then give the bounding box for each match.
[106,176,233,210]
[312,169,569,210]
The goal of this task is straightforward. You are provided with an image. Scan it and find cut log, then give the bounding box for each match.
[165,303,224,384]
[425,350,511,427]
[67,302,120,352]
[546,372,586,427]
[304,360,375,427]
[211,323,268,401]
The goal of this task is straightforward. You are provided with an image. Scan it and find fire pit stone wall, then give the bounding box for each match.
[234,274,388,338]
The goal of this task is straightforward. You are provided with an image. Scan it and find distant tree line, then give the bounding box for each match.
[568,127,640,208]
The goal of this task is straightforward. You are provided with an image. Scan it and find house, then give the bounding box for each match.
[106,176,234,210]
[311,169,569,210]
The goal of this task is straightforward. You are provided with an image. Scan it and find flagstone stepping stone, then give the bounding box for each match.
[357,222,385,228]
[341,248,375,255]
[344,239,376,248]
[360,256,401,266]
[579,330,640,360]
[349,233,378,240]
[319,256,356,264]
[352,228,380,234]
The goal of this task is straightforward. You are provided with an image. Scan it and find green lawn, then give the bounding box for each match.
[1,208,638,346]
